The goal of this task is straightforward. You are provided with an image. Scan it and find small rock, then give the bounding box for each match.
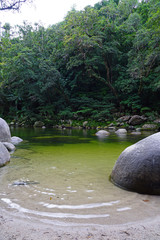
[34,121,44,128]
[108,127,116,131]
[96,130,110,137]
[142,124,158,131]
[83,121,88,127]
[11,136,23,145]
[108,123,115,127]
[154,119,160,124]
[116,116,131,122]
[2,142,16,152]
[10,121,15,126]
[131,131,141,135]
[115,129,127,134]
[12,180,39,186]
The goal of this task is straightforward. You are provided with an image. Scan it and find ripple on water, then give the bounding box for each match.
[0,129,160,226]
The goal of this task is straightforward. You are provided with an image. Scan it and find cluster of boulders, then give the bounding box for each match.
[9,114,160,132]
[115,115,159,130]
[0,118,23,167]
[95,115,159,137]
[56,115,159,131]
[116,115,146,125]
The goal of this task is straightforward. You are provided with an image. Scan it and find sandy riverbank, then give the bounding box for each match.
[0,209,160,240]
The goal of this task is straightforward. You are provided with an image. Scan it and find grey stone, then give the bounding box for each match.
[129,115,146,125]
[0,118,11,142]
[111,132,160,195]
[108,127,116,131]
[131,131,141,135]
[0,142,10,167]
[108,123,115,127]
[96,130,110,137]
[12,180,39,186]
[116,116,131,122]
[115,129,127,134]
[2,142,16,152]
[136,128,141,132]
[83,121,88,127]
[142,124,158,131]
[154,119,160,124]
[34,121,44,127]
[11,136,23,145]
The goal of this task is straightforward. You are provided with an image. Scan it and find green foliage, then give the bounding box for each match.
[0,0,159,123]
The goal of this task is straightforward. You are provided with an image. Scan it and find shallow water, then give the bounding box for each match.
[0,128,160,226]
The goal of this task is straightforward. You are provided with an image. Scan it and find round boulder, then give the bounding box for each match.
[129,115,146,126]
[142,124,158,131]
[34,121,44,128]
[11,136,23,145]
[0,142,10,167]
[115,129,127,134]
[96,130,110,137]
[111,132,160,195]
[0,118,11,142]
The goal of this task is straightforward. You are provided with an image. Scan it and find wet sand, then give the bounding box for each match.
[1,208,160,240]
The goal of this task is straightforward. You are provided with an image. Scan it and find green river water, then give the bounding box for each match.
[0,128,160,226]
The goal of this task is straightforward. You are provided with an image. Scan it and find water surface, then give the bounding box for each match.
[0,128,159,226]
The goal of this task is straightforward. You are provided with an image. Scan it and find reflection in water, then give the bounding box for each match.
[0,128,160,226]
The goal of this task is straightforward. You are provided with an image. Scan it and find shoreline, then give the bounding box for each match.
[1,209,160,240]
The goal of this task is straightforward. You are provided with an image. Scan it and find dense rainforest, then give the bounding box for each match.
[0,0,159,125]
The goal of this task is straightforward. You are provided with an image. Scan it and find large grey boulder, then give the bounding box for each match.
[0,142,10,167]
[111,132,160,195]
[0,118,11,142]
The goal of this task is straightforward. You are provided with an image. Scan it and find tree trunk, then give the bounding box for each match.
[104,59,122,110]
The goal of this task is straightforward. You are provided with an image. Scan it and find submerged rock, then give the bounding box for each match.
[12,180,39,186]
[115,129,127,134]
[11,136,23,145]
[131,131,141,135]
[96,130,110,137]
[111,132,160,195]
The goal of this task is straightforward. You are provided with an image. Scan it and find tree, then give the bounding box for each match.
[0,0,159,122]
[62,4,123,111]
[0,0,28,11]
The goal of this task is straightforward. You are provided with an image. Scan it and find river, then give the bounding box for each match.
[0,128,159,226]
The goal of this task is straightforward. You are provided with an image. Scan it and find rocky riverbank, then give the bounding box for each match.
[9,114,160,132]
